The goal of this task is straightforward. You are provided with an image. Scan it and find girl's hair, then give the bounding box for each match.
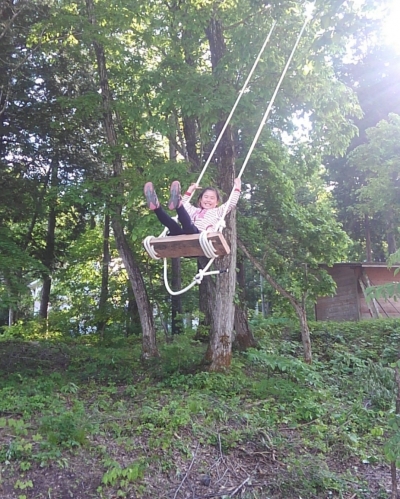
[197,187,221,207]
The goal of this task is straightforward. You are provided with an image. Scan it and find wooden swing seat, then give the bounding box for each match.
[145,232,230,259]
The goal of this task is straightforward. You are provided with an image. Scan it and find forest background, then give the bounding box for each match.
[2,0,400,364]
[2,0,400,497]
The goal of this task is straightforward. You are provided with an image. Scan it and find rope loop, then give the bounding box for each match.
[143,235,160,260]
[199,231,219,259]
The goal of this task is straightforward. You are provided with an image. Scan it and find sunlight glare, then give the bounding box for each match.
[382,0,400,52]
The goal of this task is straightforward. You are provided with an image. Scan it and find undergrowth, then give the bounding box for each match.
[0,318,399,498]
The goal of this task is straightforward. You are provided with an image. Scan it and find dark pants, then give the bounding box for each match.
[154,206,199,235]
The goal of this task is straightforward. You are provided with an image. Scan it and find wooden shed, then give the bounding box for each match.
[315,263,400,321]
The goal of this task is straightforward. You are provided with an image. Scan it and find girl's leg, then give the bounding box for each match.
[154,207,185,235]
[176,205,199,234]
[144,181,184,235]
[169,180,198,234]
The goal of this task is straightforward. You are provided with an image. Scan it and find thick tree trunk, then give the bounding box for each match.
[97,213,110,336]
[86,0,158,359]
[203,17,237,371]
[203,122,237,370]
[233,256,257,351]
[238,239,312,364]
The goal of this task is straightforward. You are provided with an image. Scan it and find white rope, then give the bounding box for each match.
[199,231,219,259]
[143,236,160,260]
[217,11,313,230]
[164,256,225,296]
[186,20,277,203]
[143,23,277,262]
[143,218,176,259]
[236,12,312,182]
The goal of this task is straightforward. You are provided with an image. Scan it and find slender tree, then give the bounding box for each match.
[85,0,158,358]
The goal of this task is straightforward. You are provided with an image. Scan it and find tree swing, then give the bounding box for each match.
[143,8,313,296]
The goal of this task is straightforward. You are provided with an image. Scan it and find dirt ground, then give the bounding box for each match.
[0,436,393,499]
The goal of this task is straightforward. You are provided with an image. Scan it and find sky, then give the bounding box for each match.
[383,0,400,51]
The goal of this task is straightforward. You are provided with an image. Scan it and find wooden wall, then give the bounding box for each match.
[316,265,400,322]
[315,266,360,321]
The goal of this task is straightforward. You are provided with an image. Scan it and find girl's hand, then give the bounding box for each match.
[187,183,200,194]
[234,177,241,190]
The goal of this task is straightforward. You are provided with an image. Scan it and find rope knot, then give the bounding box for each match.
[194,269,205,285]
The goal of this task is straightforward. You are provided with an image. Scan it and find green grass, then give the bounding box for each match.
[0,319,399,498]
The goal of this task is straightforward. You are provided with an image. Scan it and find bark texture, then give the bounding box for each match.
[203,17,238,371]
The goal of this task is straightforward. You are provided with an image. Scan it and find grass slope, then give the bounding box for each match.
[1,318,400,498]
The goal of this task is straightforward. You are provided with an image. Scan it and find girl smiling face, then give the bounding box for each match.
[198,188,220,209]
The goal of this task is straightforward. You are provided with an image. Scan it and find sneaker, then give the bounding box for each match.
[144,182,159,210]
[168,181,182,210]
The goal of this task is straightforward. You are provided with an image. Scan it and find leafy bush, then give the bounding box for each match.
[156,334,205,376]
[39,406,93,448]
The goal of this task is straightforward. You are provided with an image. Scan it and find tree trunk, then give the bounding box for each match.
[387,209,397,255]
[195,257,213,341]
[97,213,110,336]
[24,166,52,250]
[112,218,158,358]
[183,116,200,167]
[39,275,52,319]
[171,258,183,334]
[126,282,140,335]
[365,213,372,262]
[39,159,58,319]
[293,301,312,364]
[169,125,183,335]
[238,238,312,364]
[203,17,237,371]
[86,0,158,359]
[233,256,257,351]
[8,307,14,327]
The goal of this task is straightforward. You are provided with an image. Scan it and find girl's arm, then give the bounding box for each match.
[216,179,241,215]
[182,183,199,203]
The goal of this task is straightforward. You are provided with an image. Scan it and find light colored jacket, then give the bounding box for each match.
[182,189,240,232]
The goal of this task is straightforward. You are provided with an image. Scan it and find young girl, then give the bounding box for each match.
[144,178,241,236]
